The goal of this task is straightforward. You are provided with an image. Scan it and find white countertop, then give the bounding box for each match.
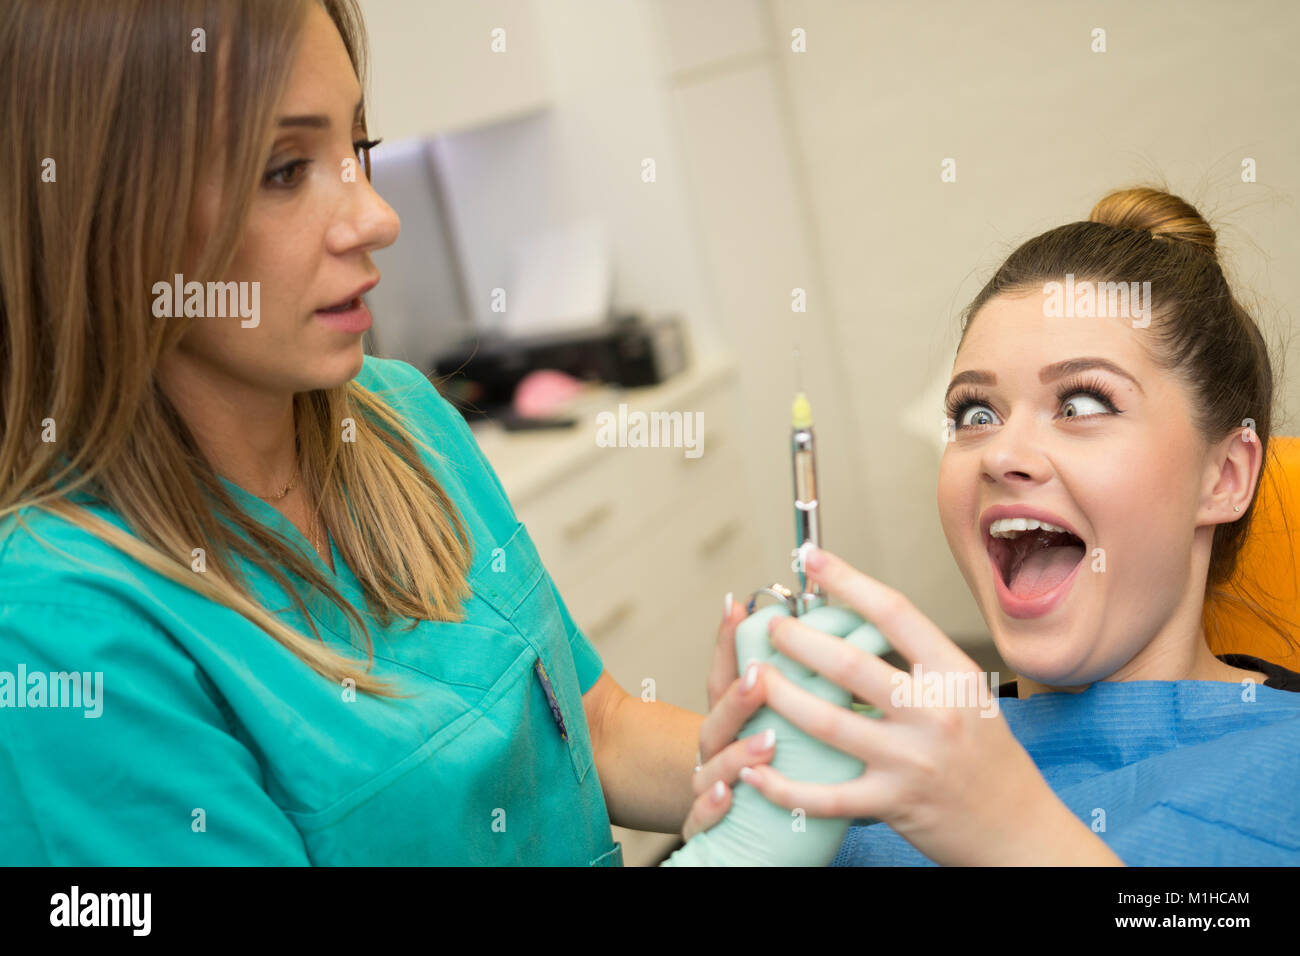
[467,353,738,505]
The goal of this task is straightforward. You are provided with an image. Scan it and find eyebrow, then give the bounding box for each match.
[276,97,364,129]
[945,357,1145,400]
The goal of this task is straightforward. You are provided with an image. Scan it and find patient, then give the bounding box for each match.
[682,186,1300,865]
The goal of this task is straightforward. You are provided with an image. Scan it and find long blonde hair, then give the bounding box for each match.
[0,0,472,696]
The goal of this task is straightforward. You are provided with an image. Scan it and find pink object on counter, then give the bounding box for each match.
[512,369,587,419]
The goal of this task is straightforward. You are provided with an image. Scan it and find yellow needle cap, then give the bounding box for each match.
[791,392,813,429]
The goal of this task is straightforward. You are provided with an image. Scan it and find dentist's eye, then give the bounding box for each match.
[263,136,383,189]
[264,158,310,188]
[354,136,382,181]
[354,137,382,159]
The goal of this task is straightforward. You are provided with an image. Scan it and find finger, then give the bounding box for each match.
[692,727,777,797]
[768,613,904,714]
[738,763,892,821]
[803,546,975,673]
[706,591,748,709]
[682,779,732,843]
[760,664,899,765]
[698,661,767,761]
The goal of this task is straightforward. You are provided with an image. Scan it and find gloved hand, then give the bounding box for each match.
[661,603,889,866]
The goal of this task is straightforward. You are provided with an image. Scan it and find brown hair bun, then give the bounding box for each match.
[1088,186,1218,259]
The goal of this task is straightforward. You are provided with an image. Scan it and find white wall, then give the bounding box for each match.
[657,0,877,595]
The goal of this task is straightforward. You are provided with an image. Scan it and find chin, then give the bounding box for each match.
[311,344,367,389]
[990,632,1103,687]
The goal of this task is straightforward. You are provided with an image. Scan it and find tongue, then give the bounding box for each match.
[1009,544,1084,598]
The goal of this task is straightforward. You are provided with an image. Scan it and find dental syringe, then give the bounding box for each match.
[744,363,830,618]
[791,392,824,614]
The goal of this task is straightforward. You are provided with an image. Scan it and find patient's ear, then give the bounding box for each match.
[1199,424,1263,524]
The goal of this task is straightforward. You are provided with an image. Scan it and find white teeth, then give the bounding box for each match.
[989,517,1073,539]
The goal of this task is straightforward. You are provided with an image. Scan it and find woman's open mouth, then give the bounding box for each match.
[984,520,1087,619]
[313,296,371,333]
[317,296,359,313]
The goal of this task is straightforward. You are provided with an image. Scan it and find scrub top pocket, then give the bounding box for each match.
[469,522,597,786]
[589,842,624,867]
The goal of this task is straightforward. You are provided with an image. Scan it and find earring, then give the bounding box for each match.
[1234,505,1241,512]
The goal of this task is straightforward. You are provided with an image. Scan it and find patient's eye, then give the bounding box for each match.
[944,377,1122,431]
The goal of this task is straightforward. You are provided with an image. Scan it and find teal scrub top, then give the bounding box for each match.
[0,356,623,866]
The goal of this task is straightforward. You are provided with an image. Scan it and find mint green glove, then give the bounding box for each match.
[661,603,889,867]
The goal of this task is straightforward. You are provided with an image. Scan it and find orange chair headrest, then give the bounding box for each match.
[1203,435,1300,668]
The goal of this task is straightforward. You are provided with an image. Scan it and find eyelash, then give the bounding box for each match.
[264,137,383,188]
[944,375,1122,431]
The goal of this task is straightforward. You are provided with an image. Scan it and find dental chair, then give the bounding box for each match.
[1203,435,1300,669]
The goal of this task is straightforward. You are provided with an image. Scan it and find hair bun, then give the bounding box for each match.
[1088,187,1218,259]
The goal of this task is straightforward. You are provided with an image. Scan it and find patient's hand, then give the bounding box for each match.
[734,547,1116,867]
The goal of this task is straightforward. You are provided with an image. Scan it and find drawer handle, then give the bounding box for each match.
[587,599,638,642]
[563,502,613,543]
[696,518,743,559]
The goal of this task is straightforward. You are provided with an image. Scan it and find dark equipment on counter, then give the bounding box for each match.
[432,314,688,424]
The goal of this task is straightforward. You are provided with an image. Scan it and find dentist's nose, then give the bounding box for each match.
[326,174,401,257]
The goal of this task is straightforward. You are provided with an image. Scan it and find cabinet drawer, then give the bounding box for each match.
[551,437,748,623]
[515,384,742,578]
[553,444,762,708]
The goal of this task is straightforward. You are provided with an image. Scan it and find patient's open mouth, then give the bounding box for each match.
[986,523,1086,600]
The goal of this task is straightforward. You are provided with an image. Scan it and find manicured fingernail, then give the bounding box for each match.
[750,728,776,752]
[739,766,759,785]
[724,591,733,617]
[742,662,759,691]
[710,780,725,803]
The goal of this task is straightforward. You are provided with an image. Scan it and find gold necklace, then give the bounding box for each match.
[252,466,327,563]
[255,467,299,501]
[310,509,330,563]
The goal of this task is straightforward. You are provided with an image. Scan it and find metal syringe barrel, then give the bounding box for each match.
[792,410,823,610]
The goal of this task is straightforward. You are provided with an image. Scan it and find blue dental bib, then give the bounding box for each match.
[833,678,1300,865]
